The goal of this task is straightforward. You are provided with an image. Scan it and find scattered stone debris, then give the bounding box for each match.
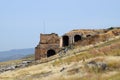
[0,60,33,73]
[97,62,107,70]
[87,61,107,71]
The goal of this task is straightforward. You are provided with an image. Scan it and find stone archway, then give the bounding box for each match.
[74,35,82,42]
[47,49,56,57]
[62,35,69,47]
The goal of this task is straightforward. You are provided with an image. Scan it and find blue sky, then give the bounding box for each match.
[0,0,120,51]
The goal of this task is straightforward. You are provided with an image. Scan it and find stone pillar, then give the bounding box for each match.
[69,36,73,45]
[72,36,74,44]
[60,37,63,48]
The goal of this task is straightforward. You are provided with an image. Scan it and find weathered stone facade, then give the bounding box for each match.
[61,29,101,47]
[35,30,102,60]
[35,33,60,60]
[35,28,120,60]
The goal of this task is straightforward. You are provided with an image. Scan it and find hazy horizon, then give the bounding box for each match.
[0,0,120,51]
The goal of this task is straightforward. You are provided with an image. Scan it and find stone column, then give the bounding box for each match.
[59,37,63,48]
[69,36,73,45]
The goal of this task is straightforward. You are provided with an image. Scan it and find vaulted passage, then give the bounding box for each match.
[63,35,69,47]
[47,49,56,57]
[74,35,82,42]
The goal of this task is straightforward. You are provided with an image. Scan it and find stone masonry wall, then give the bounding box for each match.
[35,33,60,60]
[35,28,120,60]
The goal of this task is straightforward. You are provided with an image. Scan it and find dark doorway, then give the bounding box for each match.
[63,35,69,47]
[47,49,56,57]
[74,35,82,42]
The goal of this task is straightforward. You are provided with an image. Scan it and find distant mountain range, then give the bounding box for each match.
[0,48,34,62]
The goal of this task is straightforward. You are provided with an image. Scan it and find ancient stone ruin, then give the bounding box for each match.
[35,27,120,60]
[35,33,60,60]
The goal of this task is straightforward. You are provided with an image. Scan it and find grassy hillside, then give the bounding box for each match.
[0,36,120,80]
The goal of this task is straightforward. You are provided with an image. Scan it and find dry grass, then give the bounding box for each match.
[0,60,23,66]
[0,56,120,80]
[0,35,120,80]
[107,72,120,80]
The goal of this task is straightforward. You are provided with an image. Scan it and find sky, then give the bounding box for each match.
[0,0,120,51]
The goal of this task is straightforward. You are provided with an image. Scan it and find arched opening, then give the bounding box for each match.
[63,35,69,47]
[47,49,56,57]
[74,35,82,42]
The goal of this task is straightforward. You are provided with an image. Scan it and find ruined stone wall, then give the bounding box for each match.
[35,28,120,60]
[74,29,120,46]
[61,30,100,46]
[35,33,60,60]
[40,33,60,44]
[35,30,105,60]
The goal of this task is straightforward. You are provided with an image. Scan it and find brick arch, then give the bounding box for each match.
[62,35,69,47]
[47,49,56,57]
[74,35,82,42]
